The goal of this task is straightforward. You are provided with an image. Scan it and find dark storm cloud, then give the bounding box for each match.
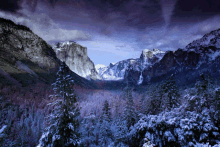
[0,0,23,13]
[1,0,220,54]
[171,0,220,24]
[24,0,165,32]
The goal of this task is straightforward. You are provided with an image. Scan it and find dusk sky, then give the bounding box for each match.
[1,0,220,66]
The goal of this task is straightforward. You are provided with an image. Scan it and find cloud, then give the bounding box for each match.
[188,15,220,36]
[160,0,177,28]
[0,0,23,13]
[132,14,220,52]
[0,9,91,42]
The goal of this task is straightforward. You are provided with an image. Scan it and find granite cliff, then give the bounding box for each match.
[96,48,165,82]
[125,28,220,85]
[0,18,98,88]
[53,41,102,80]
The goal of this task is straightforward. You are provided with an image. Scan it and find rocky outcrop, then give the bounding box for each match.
[97,48,165,81]
[0,18,61,86]
[0,18,59,72]
[125,28,220,85]
[52,41,102,80]
[0,18,99,89]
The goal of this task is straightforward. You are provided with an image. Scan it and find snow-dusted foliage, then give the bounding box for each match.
[38,62,80,147]
[99,100,113,146]
[142,137,155,147]
[128,82,220,147]
[122,86,138,129]
[129,107,219,147]
[80,114,100,147]
[112,119,129,146]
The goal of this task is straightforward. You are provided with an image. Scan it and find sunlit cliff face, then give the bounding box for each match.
[141,49,154,58]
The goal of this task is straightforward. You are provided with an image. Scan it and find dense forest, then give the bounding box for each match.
[0,62,220,147]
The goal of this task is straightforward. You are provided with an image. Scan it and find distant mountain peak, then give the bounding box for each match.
[96,48,165,81]
[185,28,220,51]
[95,64,106,71]
[140,48,165,59]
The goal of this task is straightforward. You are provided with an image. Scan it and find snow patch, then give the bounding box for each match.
[210,50,220,60]
[95,64,106,71]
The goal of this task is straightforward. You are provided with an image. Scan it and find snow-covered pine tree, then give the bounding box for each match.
[215,88,220,111]
[123,86,137,129]
[99,100,112,147]
[101,100,111,123]
[214,88,220,132]
[195,73,215,108]
[38,61,80,147]
[80,113,97,147]
[112,117,129,146]
[161,75,180,111]
[148,83,163,114]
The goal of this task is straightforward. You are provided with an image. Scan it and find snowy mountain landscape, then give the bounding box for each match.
[1,0,220,146]
[96,48,165,82]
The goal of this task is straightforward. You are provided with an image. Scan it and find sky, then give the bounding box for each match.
[0,0,220,66]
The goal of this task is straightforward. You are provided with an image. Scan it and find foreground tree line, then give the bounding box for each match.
[0,63,220,147]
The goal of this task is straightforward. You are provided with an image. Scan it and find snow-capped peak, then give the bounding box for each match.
[95,64,107,71]
[185,28,220,51]
[152,48,165,54]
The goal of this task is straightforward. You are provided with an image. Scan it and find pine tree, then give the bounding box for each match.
[123,86,137,129]
[99,100,112,147]
[161,75,180,111]
[101,100,111,123]
[38,62,80,147]
[148,83,163,114]
[195,73,215,108]
[80,113,97,147]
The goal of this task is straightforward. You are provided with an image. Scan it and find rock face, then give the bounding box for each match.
[52,41,102,80]
[125,28,220,85]
[0,18,60,86]
[124,49,165,85]
[0,18,98,89]
[97,49,165,81]
[98,60,131,80]
[0,18,59,72]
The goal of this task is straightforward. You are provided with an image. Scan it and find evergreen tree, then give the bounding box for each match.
[80,113,97,147]
[99,100,112,147]
[161,75,180,111]
[113,117,129,146]
[214,88,220,129]
[123,86,137,129]
[101,100,111,123]
[148,83,163,114]
[38,62,80,147]
[195,73,215,108]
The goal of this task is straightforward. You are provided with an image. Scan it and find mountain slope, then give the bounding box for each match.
[0,18,98,89]
[125,28,220,86]
[97,49,165,81]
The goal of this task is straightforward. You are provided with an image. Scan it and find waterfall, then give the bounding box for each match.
[137,71,143,85]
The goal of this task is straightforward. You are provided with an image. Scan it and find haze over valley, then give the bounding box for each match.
[0,0,220,147]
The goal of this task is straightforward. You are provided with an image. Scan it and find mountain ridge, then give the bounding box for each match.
[0,17,98,89]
